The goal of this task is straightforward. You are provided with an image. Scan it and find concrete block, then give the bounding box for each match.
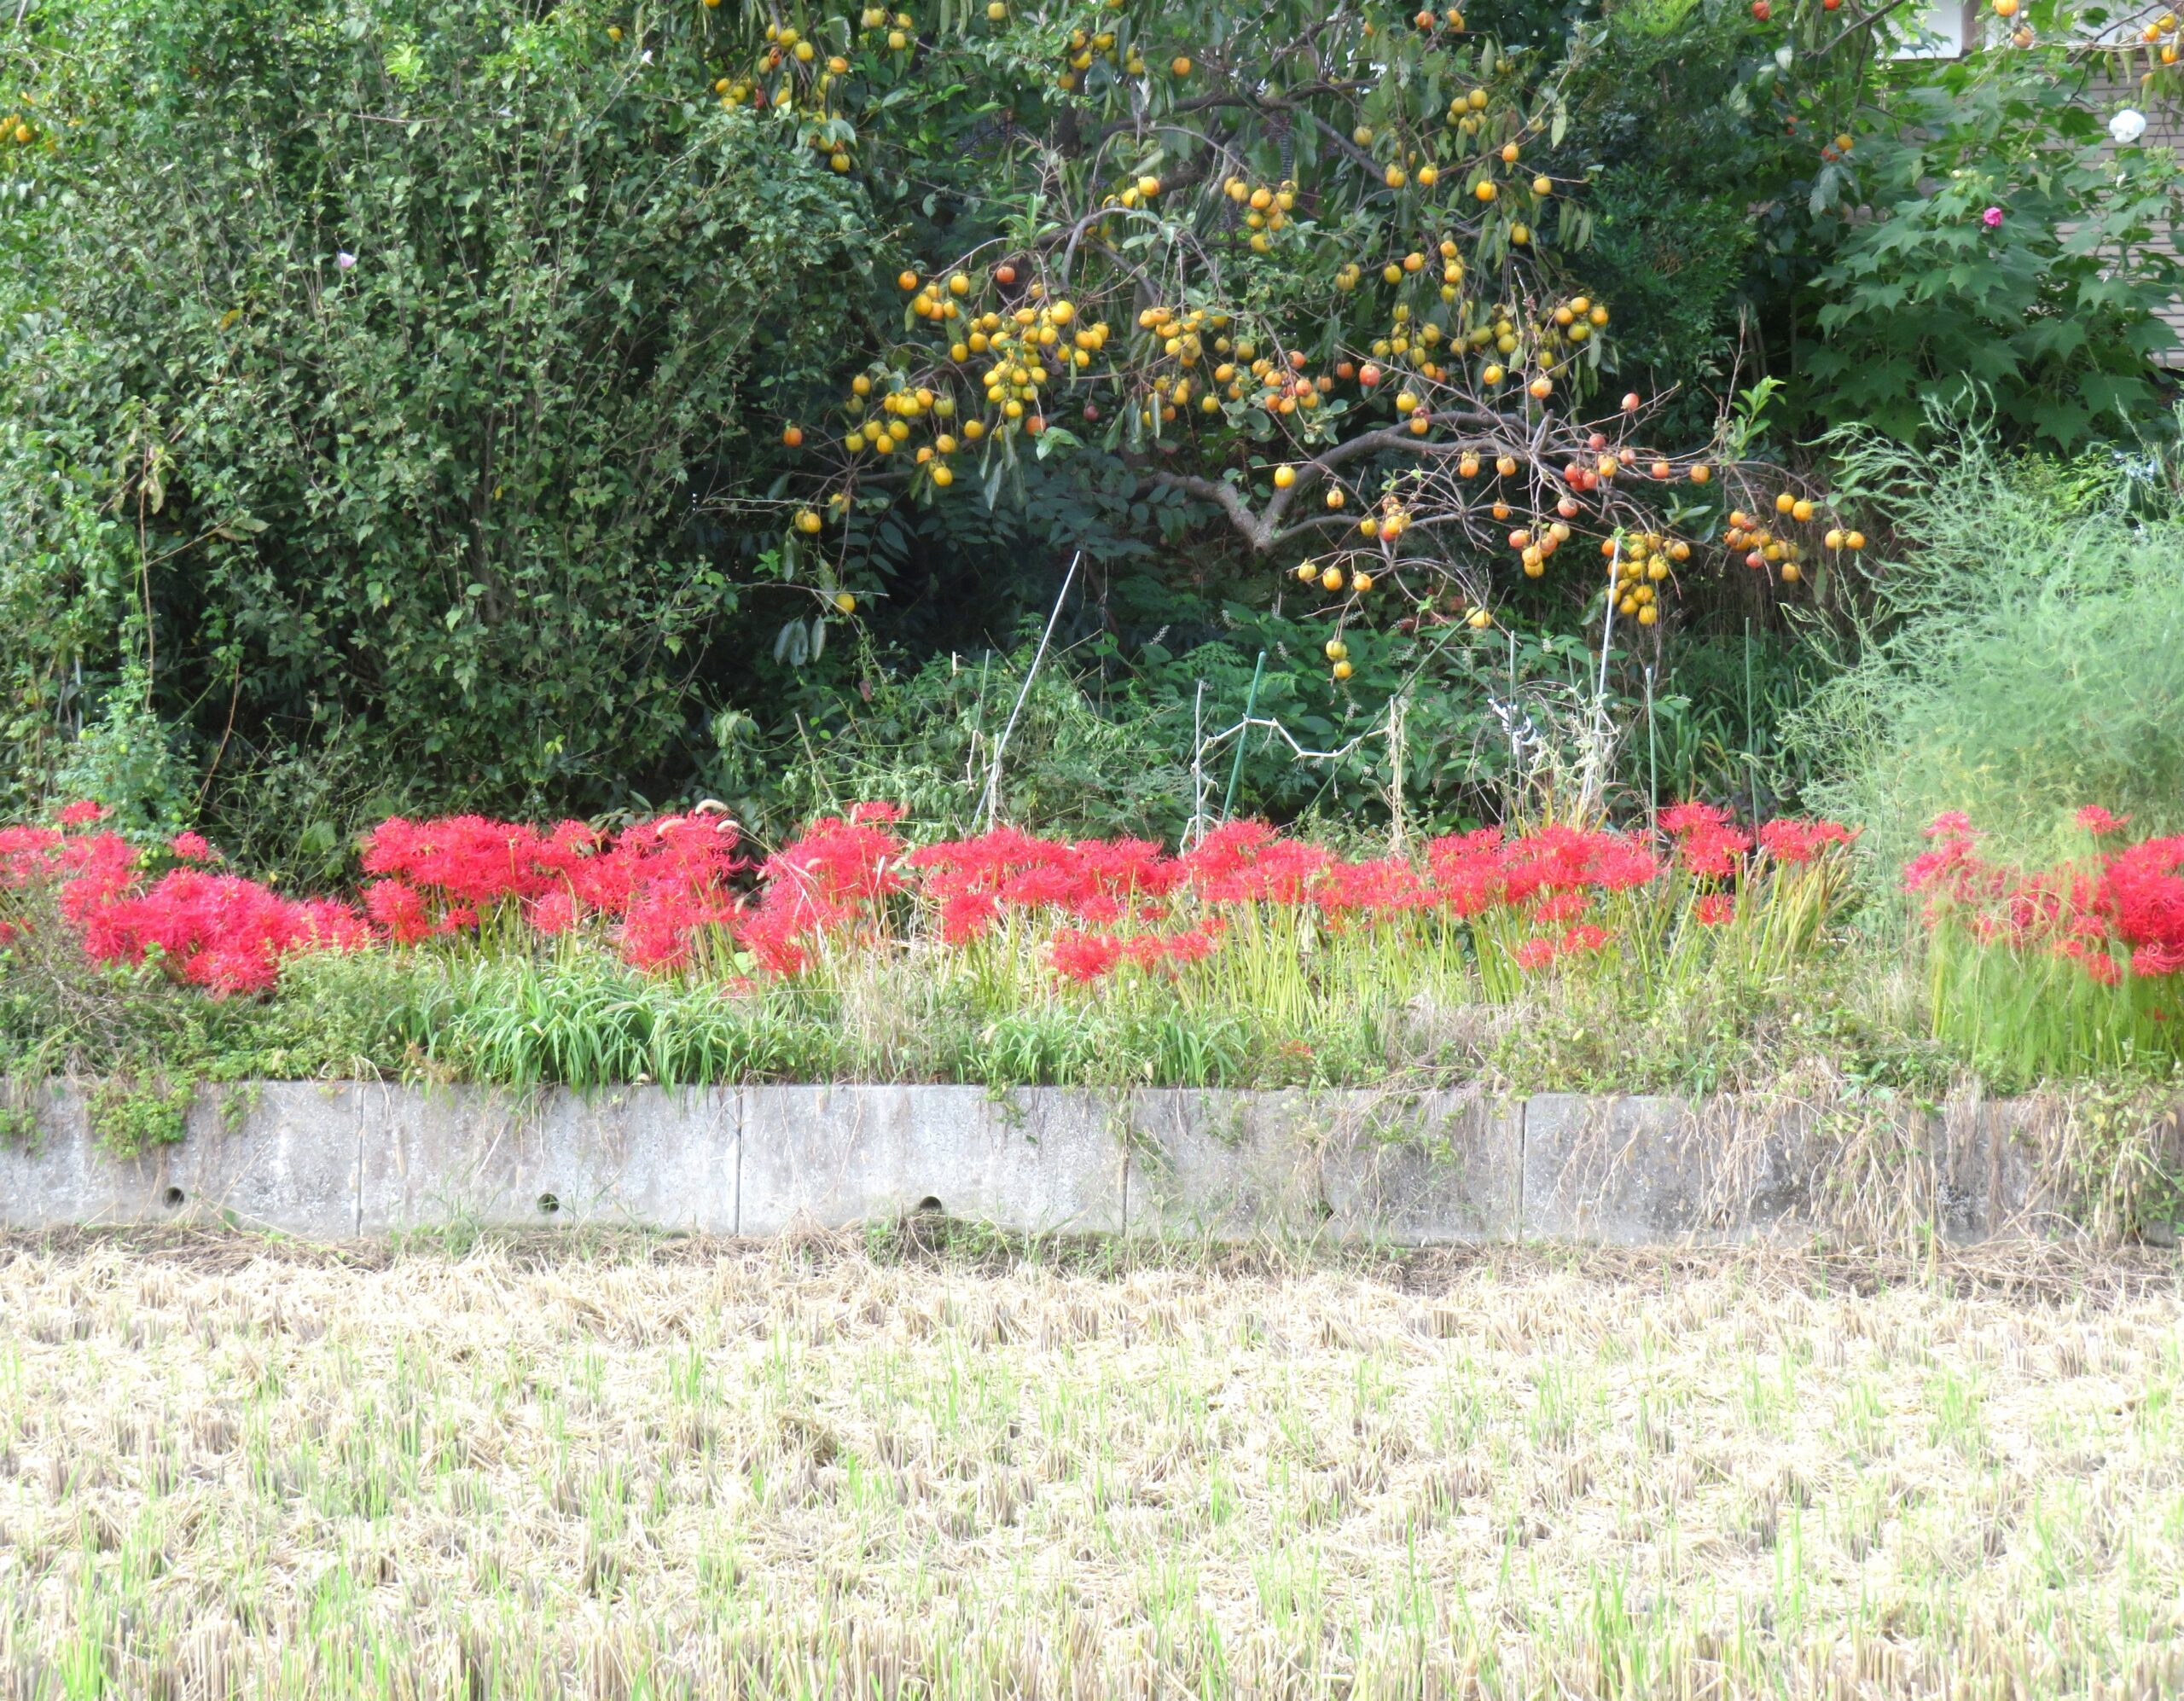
[357,1085,737,1233]
[168,1083,364,1234]
[1123,1089,1332,1239]
[1523,1094,1712,1242]
[0,1084,185,1227]
[739,1085,1126,1235]
[1321,1090,1524,1243]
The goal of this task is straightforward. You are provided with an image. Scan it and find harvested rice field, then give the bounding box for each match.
[1,1232,2181,1699]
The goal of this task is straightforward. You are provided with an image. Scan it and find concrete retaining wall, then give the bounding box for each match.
[0,1082,2172,1243]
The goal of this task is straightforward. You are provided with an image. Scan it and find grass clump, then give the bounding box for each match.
[1792,413,2184,874]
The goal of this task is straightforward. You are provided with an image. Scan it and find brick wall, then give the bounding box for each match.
[2079,59,2184,363]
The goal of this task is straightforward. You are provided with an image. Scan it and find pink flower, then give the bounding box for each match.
[169,832,217,863]
[2077,805,2131,835]
[56,800,105,827]
[1982,206,2003,228]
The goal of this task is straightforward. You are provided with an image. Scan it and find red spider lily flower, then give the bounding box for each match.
[729,906,807,977]
[1050,929,1126,982]
[1163,926,1222,965]
[1048,921,1221,982]
[2106,835,2184,973]
[1902,831,1984,896]
[1674,821,1752,880]
[78,868,368,997]
[363,880,433,944]
[1694,892,1736,926]
[1903,812,2184,989]
[54,833,142,925]
[756,809,906,924]
[1316,856,1436,918]
[1512,936,1558,971]
[1925,811,1978,840]
[1757,818,1856,863]
[1658,801,1733,836]
[299,899,375,951]
[56,800,106,827]
[710,804,908,977]
[1561,922,1612,955]
[2077,805,2131,835]
[1425,827,1508,917]
[169,831,218,863]
[2132,943,2184,978]
[1180,820,1333,904]
[1533,890,1590,925]
[938,888,1003,944]
[529,890,580,936]
[0,824,64,887]
[1502,823,1660,903]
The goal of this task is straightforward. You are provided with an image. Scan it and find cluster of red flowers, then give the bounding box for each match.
[360,810,749,967]
[2,796,1865,996]
[1049,925,1223,983]
[1907,809,2184,986]
[895,811,1850,980]
[910,827,1183,943]
[738,804,909,975]
[1,809,368,995]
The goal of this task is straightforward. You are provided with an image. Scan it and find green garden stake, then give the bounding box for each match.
[1223,651,1266,821]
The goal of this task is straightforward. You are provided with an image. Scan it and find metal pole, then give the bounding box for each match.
[1221,651,1267,821]
[1644,663,1658,830]
[1743,617,1757,817]
[980,550,1082,829]
[1188,678,1207,845]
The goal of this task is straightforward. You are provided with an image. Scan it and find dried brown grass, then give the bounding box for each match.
[0,1232,2180,1698]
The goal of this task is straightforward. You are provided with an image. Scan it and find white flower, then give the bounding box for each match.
[335,251,357,270]
[2111,107,2148,145]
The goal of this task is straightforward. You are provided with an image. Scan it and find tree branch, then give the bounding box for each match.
[1139,406,1565,553]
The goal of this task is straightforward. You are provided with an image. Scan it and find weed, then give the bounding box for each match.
[84,1079,192,1158]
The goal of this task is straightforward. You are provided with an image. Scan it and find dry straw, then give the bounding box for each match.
[1,1233,2180,1698]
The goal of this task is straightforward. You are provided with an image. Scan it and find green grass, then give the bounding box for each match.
[1792,416,2184,879]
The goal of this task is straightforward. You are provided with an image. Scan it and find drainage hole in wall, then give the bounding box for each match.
[537,1193,561,1216]
[913,1195,945,1216]
[161,1186,185,1209]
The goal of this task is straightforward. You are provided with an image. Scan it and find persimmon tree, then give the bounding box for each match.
[682,0,1879,676]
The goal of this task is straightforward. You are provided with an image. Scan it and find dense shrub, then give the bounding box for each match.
[1,0,864,844]
[1802,69,2184,445]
